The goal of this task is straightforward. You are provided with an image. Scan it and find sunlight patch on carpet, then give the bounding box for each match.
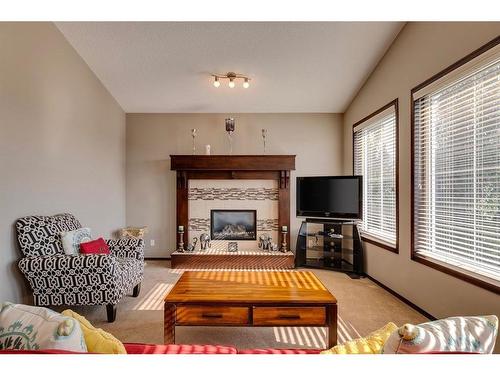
[133,282,174,310]
[272,326,326,348]
[270,315,362,349]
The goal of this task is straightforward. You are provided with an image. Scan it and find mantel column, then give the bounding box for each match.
[278,170,291,249]
[176,171,188,249]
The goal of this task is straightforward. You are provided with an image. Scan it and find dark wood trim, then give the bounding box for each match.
[144,257,171,261]
[171,155,296,171]
[410,37,500,295]
[412,254,500,295]
[365,274,436,321]
[185,170,280,180]
[170,155,295,252]
[411,35,500,95]
[171,252,295,269]
[361,235,398,254]
[352,99,399,254]
[351,99,398,130]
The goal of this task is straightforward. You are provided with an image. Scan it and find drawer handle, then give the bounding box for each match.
[277,314,301,320]
[201,313,223,319]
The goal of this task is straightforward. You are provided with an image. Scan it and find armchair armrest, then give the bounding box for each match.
[19,253,118,276]
[105,238,144,261]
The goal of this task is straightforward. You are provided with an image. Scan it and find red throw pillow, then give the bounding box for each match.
[79,238,110,255]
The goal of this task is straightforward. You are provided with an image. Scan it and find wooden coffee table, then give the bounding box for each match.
[164,271,337,348]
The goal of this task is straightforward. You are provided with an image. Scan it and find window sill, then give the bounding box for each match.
[411,253,500,295]
[360,235,398,254]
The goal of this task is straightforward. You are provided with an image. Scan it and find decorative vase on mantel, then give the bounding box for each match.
[225,118,235,155]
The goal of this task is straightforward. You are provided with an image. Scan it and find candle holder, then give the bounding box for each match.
[225,118,235,155]
[191,129,197,155]
[281,226,288,252]
[261,129,267,154]
[177,226,185,252]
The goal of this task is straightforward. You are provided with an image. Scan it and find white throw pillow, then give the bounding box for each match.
[0,302,87,352]
[383,315,498,354]
[61,227,92,255]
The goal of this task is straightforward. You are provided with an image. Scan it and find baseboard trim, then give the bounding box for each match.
[365,274,436,321]
[144,257,171,261]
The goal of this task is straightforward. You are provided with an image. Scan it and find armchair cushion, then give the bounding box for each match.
[17,213,82,257]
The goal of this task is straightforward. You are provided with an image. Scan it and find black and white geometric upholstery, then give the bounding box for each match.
[16,214,144,320]
[17,213,82,257]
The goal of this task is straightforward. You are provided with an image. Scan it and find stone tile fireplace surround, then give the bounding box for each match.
[189,180,279,251]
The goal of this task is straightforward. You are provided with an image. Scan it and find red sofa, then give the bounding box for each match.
[0,343,322,354]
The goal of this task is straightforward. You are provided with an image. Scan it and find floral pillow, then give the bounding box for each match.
[0,302,87,352]
[383,315,498,354]
[61,227,92,255]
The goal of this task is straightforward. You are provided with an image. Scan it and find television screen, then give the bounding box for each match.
[296,176,362,219]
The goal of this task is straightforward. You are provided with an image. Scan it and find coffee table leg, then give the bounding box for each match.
[327,304,338,348]
[164,303,176,344]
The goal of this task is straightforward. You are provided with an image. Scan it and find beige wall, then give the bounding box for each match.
[0,23,126,303]
[343,22,500,350]
[126,113,343,257]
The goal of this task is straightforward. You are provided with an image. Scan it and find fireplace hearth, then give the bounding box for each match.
[210,209,256,240]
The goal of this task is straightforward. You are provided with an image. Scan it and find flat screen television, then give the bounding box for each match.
[296,176,362,219]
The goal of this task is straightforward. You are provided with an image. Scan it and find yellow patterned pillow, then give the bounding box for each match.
[321,322,398,354]
[62,310,126,354]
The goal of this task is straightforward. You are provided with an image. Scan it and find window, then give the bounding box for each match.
[412,39,500,291]
[353,100,398,251]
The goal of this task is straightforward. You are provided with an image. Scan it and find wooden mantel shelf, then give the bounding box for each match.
[170,155,296,171]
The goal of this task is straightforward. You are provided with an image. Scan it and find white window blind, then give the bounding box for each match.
[413,55,500,282]
[354,107,397,246]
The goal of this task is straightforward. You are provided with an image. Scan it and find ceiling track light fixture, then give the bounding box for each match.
[212,72,251,89]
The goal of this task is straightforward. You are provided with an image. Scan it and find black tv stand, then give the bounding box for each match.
[295,218,364,278]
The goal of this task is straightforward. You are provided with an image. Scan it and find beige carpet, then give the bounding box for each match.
[55,260,427,350]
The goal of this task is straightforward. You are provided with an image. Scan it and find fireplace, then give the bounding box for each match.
[210,210,257,240]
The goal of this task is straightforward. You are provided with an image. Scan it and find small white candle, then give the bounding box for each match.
[178,225,184,232]
[205,144,211,155]
[281,225,288,233]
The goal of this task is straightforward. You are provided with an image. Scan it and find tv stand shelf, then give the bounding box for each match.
[295,219,364,276]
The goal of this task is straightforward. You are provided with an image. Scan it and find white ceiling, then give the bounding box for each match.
[56,22,404,113]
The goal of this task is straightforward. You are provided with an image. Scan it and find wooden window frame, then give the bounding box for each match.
[410,36,500,295]
[352,99,399,254]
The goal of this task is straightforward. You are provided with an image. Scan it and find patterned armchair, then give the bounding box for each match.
[16,213,144,322]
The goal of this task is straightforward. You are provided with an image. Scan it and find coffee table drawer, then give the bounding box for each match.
[253,307,326,326]
[176,306,249,325]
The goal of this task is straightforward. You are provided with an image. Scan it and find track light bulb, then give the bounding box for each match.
[243,78,250,89]
[228,78,235,88]
[213,77,220,88]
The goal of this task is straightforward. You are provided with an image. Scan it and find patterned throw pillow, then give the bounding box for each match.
[321,322,398,354]
[61,228,92,255]
[62,309,126,354]
[382,315,498,354]
[0,302,87,352]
